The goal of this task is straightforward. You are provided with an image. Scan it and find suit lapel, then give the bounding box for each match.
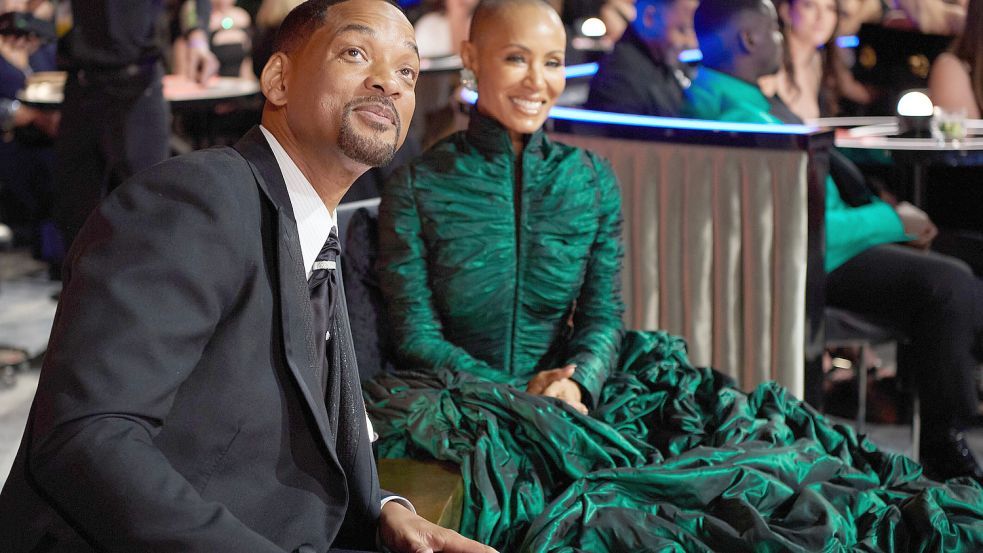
[233,127,340,465]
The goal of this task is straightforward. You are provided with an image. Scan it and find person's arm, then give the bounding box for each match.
[894,0,966,34]
[27,157,285,552]
[560,154,625,409]
[377,167,500,377]
[824,176,910,271]
[181,0,219,83]
[929,52,980,118]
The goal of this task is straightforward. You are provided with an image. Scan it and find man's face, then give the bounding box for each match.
[745,0,784,77]
[645,0,699,67]
[283,0,419,168]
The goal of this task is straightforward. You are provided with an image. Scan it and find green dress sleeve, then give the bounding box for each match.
[824,177,910,272]
[377,167,500,378]
[562,154,626,408]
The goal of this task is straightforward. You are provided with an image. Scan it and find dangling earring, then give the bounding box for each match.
[460,68,477,91]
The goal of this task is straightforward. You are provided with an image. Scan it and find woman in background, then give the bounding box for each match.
[175,0,254,79]
[767,0,840,120]
[928,0,982,118]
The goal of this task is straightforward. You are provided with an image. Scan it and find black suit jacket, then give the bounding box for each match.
[585,26,688,117]
[0,127,382,552]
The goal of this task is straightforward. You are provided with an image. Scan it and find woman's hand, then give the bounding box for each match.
[526,364,589,415]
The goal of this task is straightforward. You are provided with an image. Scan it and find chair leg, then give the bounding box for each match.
[856,343,868,434]
[910,390,920,463]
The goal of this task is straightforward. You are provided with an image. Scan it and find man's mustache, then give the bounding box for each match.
[346,96,401,130]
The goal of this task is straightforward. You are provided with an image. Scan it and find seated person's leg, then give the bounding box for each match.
[827,243,982,480]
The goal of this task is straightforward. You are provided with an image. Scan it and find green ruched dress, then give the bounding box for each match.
[364,111,983,551]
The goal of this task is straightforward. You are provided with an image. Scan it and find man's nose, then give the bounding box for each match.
[364,65,400,96]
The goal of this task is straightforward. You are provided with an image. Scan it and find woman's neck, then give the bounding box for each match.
[787,35,819,70]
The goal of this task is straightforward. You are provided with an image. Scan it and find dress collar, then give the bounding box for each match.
[464,108,548,158]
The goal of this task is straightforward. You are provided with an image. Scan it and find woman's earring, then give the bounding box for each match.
[460,68,477,91]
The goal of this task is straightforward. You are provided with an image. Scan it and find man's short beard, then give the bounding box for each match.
[338,99,401,167]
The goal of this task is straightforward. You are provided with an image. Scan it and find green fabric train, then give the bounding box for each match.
[363,111,983,551]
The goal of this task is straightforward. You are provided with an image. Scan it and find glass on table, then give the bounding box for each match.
[933,106,968,142]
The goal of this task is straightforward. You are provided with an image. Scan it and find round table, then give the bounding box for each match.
[17,73,261,109]
[828,118,983,206]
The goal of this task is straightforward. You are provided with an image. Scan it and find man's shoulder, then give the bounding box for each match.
[117,146,261,211]
[131,147,253,188]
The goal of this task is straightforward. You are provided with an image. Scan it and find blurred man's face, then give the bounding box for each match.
[745,0,784,77]
[647,0,699,67]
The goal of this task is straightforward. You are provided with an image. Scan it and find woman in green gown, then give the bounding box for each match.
[363,0,983,549]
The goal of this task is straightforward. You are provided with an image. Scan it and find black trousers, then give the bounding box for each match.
[53,63,170,256]
[827,244,983,430]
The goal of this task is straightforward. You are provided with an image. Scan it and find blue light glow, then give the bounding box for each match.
[548,106,816,134]
[678,49,702,63]
[563,63,599,79]
[836,35,860,48]
[457,89,817,135]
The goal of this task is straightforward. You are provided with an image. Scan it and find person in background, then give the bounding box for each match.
[585,0,698,116]
[0,0,498,551]
[252,0,303,79]
[928,0,982,118]
[836,0,879,34]
[683,0,983,484]
[175,0,255,79]
[51,0,219,271]
[0,0,58,259]
[831,0,878,111]
[414,0,478,58]
[888,0,967,35]
[764,0,839,120]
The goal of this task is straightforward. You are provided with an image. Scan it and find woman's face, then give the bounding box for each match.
[786,0,838,48]
[462,3,566,137]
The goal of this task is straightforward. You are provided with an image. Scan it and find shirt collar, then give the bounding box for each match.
[699,68,773,114]
[260,125,337,278]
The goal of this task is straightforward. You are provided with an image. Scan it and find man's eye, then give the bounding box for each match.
[399,67,417,80]
[346,48,364,59]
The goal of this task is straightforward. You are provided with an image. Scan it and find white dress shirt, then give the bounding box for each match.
[259,127,411,520]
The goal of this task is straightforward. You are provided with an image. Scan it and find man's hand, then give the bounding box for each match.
[526,364,589,415]
[379,501,498,553]
[896,201,938,249]
[185,29,220,85]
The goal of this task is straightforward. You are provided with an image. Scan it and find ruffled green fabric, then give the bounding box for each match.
[377,110,624,407]
[368,111,983,551]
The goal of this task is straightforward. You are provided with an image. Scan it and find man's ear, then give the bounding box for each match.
[738,28,755,54]
[640,4,659,33]
[460,40,478,75]
[261,52,290,106]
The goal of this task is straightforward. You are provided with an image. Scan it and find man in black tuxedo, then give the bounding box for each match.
[585,0,699,117]
[0,1,498,552]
